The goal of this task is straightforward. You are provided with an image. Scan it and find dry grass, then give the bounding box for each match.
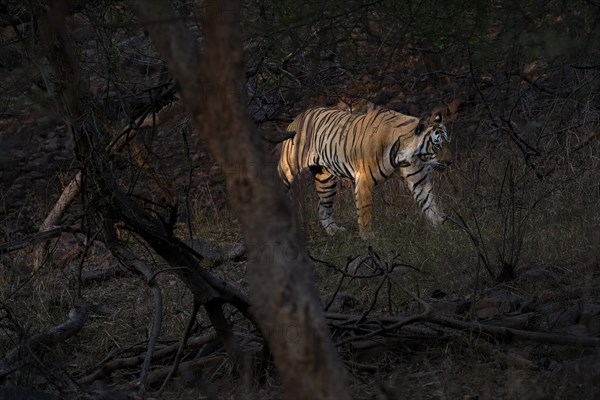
[1,112,599,399]
[290,144,599,293]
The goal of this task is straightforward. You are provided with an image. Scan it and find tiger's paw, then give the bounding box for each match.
[425,209,444,226]
[325,224,347,236]
[359,231,375,241]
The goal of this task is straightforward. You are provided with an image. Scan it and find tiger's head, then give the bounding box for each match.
[414,107,451,170]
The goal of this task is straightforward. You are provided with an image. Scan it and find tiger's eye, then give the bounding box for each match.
[434,113,442,123]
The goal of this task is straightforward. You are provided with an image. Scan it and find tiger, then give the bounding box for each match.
[277,106,451,239]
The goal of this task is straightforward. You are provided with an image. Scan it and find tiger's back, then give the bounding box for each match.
[279,107,420,184]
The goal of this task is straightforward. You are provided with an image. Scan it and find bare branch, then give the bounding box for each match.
[0,304,90,378]
[159,299,201,392]
[0,226,78,255]
[107,240,163,395]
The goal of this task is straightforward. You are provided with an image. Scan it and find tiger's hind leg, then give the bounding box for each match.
[311,167,346,235]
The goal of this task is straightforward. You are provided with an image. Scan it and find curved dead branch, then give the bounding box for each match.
[0,304,91,378]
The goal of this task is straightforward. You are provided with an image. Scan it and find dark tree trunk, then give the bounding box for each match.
[127,0,349,398]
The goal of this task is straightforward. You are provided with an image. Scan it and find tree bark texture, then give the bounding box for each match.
[127,1,350,398]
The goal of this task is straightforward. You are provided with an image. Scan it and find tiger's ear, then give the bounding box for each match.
[429,106,447,124]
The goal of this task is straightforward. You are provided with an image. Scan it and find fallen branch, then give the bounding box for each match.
[0,226,79,255]
[159,298,201,392]
[77,263,132,284]
[33,171,82,269]
[80,332,219,384]
[135,356,224,392]
[103,231,163,396]
[426,314,600,348]
[0,303,90,378]
[335,311,433,347]
[330,311,600,348]
[185,239,246,266]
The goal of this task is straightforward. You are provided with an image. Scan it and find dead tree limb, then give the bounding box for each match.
[137,356,224,393]
[331,312,600,348]
[426,314,600,348]
[0,226,78,255]
[159,298,201,392]
[77,262,131,284]
[335,312,433,347]
[94,185,251,367]
[128,0,350,398]
[80,332,219,385]
[104,236,163,396]
[0,304,90,378]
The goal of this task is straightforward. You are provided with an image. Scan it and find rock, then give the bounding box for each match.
[517,268,561,290]
[427,299,471,315]
[475,290,526,319]
[551,307,580,328]
[549,303,600,335]
[476,303,501,319]
[548,360,562,373]
[483,312,538,330]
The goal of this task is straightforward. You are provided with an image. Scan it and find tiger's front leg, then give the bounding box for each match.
[406,170,444,225]
[312,168,346,235]
[354,176,375,239]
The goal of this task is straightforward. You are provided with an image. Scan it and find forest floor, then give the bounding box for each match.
[3,1,600,398]
[1,108,600,400]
